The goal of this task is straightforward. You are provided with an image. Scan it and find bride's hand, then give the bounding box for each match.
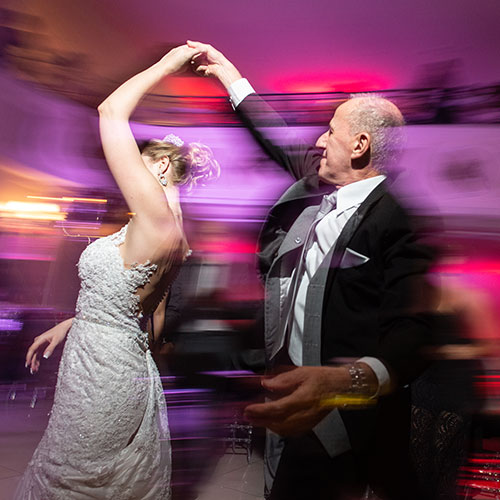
[26,318,73,374]
[161,45,200,74]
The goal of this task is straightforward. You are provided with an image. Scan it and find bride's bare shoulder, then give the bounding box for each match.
[119,216,185,267]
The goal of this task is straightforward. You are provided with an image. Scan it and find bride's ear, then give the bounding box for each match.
[158,156,170,175]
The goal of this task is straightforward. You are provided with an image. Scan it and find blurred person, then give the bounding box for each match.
[189,41,436,500]
[15,45,219,499]
[411,277,500,500]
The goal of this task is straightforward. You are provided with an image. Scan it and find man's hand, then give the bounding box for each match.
[187,40,242,89]
[244,366,352,436]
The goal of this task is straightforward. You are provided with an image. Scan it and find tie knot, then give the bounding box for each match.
[317,192,337,217]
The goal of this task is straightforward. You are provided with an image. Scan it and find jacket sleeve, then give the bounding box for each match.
[236,94,321,181]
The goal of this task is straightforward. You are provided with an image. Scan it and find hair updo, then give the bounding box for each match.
[139,138,220,191]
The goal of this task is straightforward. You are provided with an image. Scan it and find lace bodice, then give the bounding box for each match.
[75,224,157,332]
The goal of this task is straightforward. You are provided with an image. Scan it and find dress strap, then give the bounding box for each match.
[110,223,129,246]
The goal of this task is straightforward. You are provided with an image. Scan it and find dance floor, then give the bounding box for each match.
[2,394,499,499]
[0,398,265,500]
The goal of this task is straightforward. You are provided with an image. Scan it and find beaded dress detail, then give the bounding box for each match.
[15,224,174,499]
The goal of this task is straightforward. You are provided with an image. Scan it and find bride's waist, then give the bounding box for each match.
[72,314,149,353]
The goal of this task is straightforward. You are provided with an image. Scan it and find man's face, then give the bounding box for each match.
[315,101,356,187]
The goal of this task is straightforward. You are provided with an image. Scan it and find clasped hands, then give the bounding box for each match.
[161,41,241,88]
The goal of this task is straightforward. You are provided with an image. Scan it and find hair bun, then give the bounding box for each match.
[185,142,220,190]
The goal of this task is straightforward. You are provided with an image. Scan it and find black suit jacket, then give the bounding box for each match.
[237,94,434,384]
[237,94,435,496]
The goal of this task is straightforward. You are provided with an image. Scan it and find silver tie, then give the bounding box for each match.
[275,192,337,360]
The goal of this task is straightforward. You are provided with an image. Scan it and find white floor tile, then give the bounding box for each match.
[0,465,21,480]
[205,460,264,497]
[206,459,265,497]
[196,483,265,500]
[0,475,21,500]
[212,452,258,476]
[0,403,48,473]
[0,431,42,473]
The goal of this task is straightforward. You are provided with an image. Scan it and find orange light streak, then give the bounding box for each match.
[0,201,66,221]
[27,195,107,204]
[10,212,66,221]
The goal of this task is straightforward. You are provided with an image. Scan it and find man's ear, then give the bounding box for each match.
[352,132,371,159]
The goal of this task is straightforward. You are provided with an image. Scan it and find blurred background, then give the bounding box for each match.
[1,0,500,498]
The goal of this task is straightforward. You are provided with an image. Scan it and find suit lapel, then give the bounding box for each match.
[269,176,333,264]
[274,180,388,279]
[267,176,333,227]
[258,176,332,278]
[266,204,321,361]
[275,205,318,261]
[325,180,387,277]
[273,175,331,207]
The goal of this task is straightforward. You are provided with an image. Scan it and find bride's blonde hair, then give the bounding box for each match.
[139,139,220,190]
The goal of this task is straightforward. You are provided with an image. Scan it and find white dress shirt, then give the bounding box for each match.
[288,177,384,362]
[228,78,255,108]
[229,79,391,395]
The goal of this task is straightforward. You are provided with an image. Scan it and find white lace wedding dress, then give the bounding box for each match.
[15,224,176,499]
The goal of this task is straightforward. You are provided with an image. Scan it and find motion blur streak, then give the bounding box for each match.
[27,195,108,204]
[0,201,64,220]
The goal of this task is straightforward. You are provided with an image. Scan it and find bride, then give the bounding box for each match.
[15,45,219,499]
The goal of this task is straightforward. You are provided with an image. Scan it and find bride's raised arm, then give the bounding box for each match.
[97,45,199,233]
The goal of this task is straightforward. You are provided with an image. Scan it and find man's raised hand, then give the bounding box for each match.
[187,40,242,89]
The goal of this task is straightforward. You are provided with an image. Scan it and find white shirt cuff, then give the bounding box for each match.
[357,356,391,396]
[228,78,255,109]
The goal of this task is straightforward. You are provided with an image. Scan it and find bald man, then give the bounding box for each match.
[189,41,435,500]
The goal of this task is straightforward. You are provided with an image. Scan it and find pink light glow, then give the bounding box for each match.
[197,240,257,254]
[272,72,391,93]
[434,259,500,276]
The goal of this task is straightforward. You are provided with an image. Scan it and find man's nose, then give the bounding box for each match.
[315,132,328,148]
